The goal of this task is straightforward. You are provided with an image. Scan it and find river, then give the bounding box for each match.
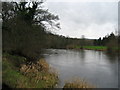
[43,49,118,88]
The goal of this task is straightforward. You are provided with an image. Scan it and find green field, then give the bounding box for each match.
[75,46,107,51]
[83,46,107,50]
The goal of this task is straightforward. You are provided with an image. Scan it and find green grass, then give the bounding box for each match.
[83,46,107,50]
[74,46,107,51]
[3,57,29,88]
[3,53,58,88]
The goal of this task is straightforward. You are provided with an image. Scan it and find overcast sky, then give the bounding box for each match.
[44,1,118,39]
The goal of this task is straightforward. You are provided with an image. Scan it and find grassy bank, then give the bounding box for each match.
[74,46,107,51]
[83,46,107,51]
[3,53,58,88]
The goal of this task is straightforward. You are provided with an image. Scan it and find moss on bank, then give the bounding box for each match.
[3,53,58,88]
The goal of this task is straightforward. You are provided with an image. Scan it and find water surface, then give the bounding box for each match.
[43,49,118,88]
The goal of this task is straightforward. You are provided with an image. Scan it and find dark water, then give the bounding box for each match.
[43,49,118,88]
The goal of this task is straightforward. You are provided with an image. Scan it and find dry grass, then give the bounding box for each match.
[20,58,49,74]
[63,78,95,89]
[19,58,58,88]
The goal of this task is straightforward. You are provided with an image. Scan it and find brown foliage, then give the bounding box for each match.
[20,59,49,75]
[63,78,94,89]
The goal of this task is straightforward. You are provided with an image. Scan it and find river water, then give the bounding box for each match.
[43,49,118,88]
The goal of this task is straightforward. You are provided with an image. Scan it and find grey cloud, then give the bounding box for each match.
[45,2,117,39]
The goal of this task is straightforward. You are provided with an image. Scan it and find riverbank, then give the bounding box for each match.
[74,46,107,51]
[3,53,58,88]
[3,52,94,89]
[74,46,119,52]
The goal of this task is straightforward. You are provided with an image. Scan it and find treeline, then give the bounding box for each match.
[2,1,60,60]
[93,33,119,50]
[44,33,93,49]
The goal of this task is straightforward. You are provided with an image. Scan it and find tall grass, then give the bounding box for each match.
[63,78,94,89]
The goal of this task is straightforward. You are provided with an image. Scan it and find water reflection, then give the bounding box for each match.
[79,50,85,60]
[43,49,118,88]
[104,51,118,63]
